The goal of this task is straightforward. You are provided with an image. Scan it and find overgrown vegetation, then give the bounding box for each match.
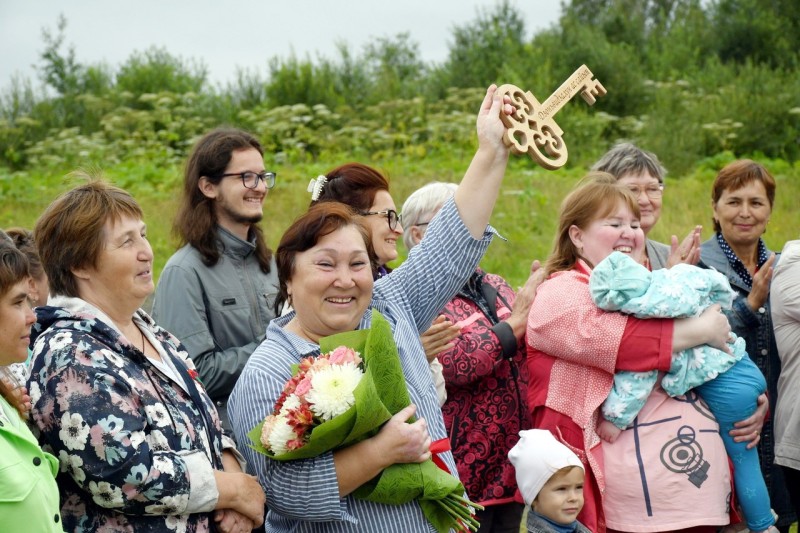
[1,0,799,287]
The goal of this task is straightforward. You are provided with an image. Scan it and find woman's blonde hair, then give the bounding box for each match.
[544,172,640,276]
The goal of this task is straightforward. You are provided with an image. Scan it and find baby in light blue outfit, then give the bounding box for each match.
[590,252,774,533]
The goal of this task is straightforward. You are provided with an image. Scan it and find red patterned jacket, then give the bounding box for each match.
[438,269,531,507]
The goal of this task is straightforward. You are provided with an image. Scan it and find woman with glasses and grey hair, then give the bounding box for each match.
[308,162,403,280]
[592,142,703,270]
[402,181,543,533]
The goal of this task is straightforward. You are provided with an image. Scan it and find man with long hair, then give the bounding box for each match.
[153,128,279,433]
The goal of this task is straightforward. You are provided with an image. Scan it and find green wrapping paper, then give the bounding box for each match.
[248,311,482,532]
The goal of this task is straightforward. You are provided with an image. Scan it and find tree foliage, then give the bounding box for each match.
[1,2,798,174]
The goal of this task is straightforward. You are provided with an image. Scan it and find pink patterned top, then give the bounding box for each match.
[527,261,732,532]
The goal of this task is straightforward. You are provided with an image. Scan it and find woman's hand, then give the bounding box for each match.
[16,386,31,417]
[0,376,31,418]
[475,84,514,154]
[667,225,702,268]
[506,260,544,338]
[1,376,32,417]
[672,304,732,353]
[213,471,265,527]
[747,253,776,312]
[373,404,432,465]
[421,316,461,362]
[333,404,432,497]
[214,509,255,533]
[455,84,514,238]
[730,393,768,449]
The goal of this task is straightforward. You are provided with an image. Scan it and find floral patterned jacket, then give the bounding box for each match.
[438,270,531,506]
[27,297,232,533]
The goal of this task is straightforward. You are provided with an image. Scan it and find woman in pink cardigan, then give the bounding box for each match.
[526,173,767,533]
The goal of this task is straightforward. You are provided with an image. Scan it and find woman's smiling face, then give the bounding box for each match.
[569,200,645,268]
[285,225,374,343]
[712,180,772,249]
[362,190,403,267]
[616,171,662,235]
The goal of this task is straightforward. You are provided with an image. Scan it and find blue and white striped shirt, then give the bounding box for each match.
[228,198,494,532]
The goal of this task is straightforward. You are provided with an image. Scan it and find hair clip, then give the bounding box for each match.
[307,175,327,202]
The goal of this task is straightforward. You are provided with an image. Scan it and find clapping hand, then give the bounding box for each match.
[421,316,460,362]
[667,225,702,267]
[747,253,775,312]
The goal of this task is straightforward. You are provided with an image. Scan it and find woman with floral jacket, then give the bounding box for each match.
[27,179,264,533]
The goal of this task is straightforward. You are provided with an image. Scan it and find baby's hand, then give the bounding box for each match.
[596,419,623,443]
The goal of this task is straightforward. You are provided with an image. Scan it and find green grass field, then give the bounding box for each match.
[2,152,797,289]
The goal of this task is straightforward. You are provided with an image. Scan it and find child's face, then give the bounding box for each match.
[532,467,585,524]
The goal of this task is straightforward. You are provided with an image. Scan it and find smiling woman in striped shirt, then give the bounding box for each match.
[228,85,516,533]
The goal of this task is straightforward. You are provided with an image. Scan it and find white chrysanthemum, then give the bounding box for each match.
[603,400,626,419]
[268,415,297,455]
[59,412,90,451]
[618,381,634,395]
[279,394,302,416]
[306,362,362,421]
[688,349,706,370]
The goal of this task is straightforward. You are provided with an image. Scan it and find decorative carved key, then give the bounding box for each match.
[497,65,606,170]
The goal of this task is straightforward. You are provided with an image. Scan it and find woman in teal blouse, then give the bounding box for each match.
[0,239,63,531]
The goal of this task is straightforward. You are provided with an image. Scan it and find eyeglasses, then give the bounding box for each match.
[215,171,276,189]
[361,209,400,231]
[626,184,664,199]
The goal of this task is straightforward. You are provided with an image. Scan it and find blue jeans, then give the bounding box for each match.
[697,356,773,531]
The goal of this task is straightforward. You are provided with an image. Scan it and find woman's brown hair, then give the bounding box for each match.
[544,172,641,276]
[34,178,142,298]
[0,240,30,416]
[313,162,390,212]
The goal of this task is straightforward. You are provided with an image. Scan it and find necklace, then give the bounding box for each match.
[139,327,146,355]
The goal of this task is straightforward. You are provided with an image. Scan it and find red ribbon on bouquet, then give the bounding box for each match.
[430,438,452,474]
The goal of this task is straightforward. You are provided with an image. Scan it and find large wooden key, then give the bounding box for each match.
[497,65,606,170]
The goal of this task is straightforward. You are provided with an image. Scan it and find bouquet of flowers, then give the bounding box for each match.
[248,311,482,532]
